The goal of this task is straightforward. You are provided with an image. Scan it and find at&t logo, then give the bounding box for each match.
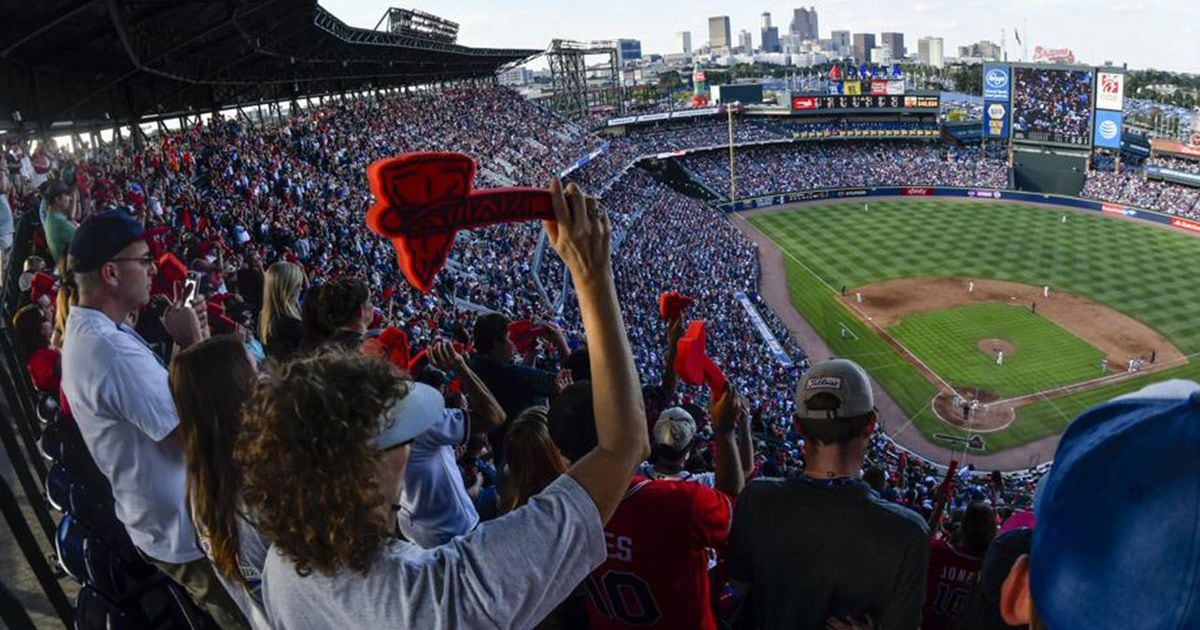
[1099,119,1119,140]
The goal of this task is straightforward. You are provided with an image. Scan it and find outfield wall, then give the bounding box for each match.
[719,186,1200,235]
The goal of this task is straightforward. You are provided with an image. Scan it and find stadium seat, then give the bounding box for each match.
[84,535,160,602]
[55,514,90,583]
[74,585,116,630]
[45,462,72,512]
[37,393,60,426]
[37,418,64,462]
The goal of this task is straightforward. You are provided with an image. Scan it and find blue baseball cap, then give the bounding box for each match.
[68,209,167,272]
[1031,380,1200,628]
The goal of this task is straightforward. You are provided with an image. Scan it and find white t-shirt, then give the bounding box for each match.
[397,408,478,548]
[262,474,606,629]
[193,500,271,630]
[60,307,202,563]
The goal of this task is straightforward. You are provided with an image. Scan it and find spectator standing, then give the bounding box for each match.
[258,261,306,361]
[923,502,997,630]
[316,275,372,351]
[0,166,14,273]
[42,180,76,263]
[549,382,746,630]
[396,341,505,548]
[60,211,248,627]
[11,304,60,395]
[169,335,270,628]
[998,380,1200,629]
[239,178,650,629]
[729,359,930,629]
[470,312,569,463]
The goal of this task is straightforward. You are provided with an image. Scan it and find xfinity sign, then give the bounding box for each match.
[983,64,1010,101]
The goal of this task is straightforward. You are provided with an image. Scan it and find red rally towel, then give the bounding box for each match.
[658,291,694,321]
[673,321,728,401]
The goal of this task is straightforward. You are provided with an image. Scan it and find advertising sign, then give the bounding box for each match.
[901,187,933,196]
[843,81,862,95]
[1096,72,1125,111]
[870,80,888,95]
[984,100,1010,139]
[983,64,1011,101]
[886,80,905,95]
[1093,109,1123,149]
[792,96,817,110]
[1171,217,1200,234]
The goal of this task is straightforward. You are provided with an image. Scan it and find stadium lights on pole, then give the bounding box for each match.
[728,101,738,203]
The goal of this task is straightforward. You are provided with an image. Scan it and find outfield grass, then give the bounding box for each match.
[750,199,1200,453]
[888,303,1105,398]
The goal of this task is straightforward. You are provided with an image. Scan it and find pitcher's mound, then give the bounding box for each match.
[978,338,1016,357]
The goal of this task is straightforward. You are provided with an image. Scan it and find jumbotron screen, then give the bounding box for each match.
[1012,67,1094,145]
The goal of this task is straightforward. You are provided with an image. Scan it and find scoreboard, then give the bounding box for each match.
[791,94,940,113]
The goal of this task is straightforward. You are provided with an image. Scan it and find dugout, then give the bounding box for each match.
[1012,146,1088,196]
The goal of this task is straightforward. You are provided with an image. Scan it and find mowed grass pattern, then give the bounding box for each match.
[888,303,1104,398]
[749,199,1200,453]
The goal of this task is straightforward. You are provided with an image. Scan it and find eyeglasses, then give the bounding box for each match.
[108,254,156,266]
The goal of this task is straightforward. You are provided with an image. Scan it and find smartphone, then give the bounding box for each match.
[183,271,201,303]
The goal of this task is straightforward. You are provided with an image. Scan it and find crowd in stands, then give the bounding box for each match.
[1147,155,1200,176]
[1082,168,1200,218]
[1011,68,1093,141]
[758,119,940,139]
[681,141,1009,199]
[4,82,1199,630]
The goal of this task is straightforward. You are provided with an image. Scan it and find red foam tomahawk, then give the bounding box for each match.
[367,152,556,292]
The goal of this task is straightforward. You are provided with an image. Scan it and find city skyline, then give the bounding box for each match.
[322,0,1199,73]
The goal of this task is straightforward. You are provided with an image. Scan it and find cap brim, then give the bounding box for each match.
[371,382,445,450]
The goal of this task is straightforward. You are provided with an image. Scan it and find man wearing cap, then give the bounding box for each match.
[638,405,754,495]
[728,358,929,630]
[60,210,248,628]
[41,179,76,263]
[999,380,1200,629]
[395,340,505,548]
[549,384,746,630]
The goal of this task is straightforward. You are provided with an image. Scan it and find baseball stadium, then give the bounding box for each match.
[2,1,1199,628]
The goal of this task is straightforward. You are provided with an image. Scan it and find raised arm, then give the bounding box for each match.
[661,316,683,397]
[545,178,648,524]
[430,340,505,432]
[711,390,746,498]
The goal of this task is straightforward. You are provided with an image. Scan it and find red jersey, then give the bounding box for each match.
[584,477,731,630]
[922,540,983,630]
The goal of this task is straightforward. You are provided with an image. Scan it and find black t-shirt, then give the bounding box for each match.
[729,477,930,630]
[264,315,304,362]
[468,354,557,463]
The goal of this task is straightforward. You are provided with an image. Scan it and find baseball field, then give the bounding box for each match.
[747,198,1200,457]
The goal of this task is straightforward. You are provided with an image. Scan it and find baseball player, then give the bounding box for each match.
[968,281,975,293]
[996,350,1004,365]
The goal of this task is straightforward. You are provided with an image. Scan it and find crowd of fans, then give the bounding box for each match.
[1011,68,1094,142]
[1146,155,1200,176]
[681,141,1009,199]
[1082,168,1200,218]
[4,82,1198,630]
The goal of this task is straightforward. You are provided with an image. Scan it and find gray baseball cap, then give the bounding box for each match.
[796,359,875,420]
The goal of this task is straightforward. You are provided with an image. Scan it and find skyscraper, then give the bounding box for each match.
[831,30,851,57]
[739,30,753,54]
[790,7,819,42]
[918,36,944,68]
[761,12,780,53]
[881,32,905,60]
[676,31,692,55]
[852,33,876,64]
[709,16,732,54]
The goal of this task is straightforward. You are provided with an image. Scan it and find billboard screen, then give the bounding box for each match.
[1096,71,1125,111]
[1093,110,1123,148]
[1012,66,1094,146]
[789,94,939,112]
[984,100,1011,139]
[983,64,1011,101]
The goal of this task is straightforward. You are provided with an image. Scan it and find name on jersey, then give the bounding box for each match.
[605,533,634,563]
[938,565,978,585]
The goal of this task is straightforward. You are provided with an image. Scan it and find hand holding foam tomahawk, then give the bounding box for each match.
[367,152,555,292]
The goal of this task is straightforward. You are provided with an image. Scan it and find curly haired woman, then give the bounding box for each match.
[237,179,648,628]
